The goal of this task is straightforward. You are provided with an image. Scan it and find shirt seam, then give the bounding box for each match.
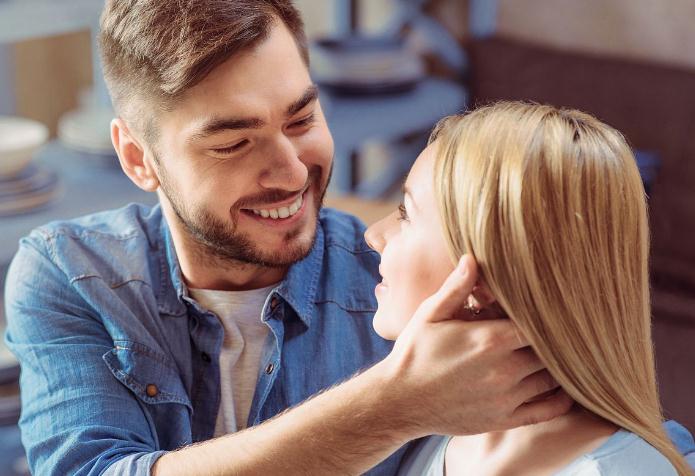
[314,299,377,313]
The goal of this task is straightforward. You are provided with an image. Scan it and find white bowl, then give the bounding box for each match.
[0,116,49,177]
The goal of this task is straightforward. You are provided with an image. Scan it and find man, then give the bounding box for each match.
[6,1,602,475]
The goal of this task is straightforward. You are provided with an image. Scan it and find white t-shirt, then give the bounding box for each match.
[188,284,276,435]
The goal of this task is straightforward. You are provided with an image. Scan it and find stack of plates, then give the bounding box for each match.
[58,107,116,157]
[0,164,60,217]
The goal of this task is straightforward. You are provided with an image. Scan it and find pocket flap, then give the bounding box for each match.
[103,340,192,410]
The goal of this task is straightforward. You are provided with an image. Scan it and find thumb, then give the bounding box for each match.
[421,254,478,323]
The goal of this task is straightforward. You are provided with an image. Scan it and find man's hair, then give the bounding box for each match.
[99,0,308,140]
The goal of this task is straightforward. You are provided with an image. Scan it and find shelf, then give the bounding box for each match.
[0,0,102,44]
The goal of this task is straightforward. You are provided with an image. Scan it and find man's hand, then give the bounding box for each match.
[378,255,573,438]
[153,256,571,476]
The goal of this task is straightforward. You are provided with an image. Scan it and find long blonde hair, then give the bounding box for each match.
[432,101,690,475]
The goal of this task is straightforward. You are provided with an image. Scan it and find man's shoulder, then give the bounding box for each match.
[319,207,374,255]
[314,207,380,313]
[33,202,161,242]
[19,203,164,285]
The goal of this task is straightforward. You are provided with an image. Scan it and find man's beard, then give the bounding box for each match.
[159,165,329,268]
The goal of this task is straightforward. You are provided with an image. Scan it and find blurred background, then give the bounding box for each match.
[1,1,694,474]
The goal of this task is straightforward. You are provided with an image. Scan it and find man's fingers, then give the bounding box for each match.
[511,347,545,379]
[509,388,574,428]
[422,254,477,323]
[513,369,560,405]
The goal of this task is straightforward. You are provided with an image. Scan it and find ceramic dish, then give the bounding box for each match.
[0,165,60,217]
[58,107,117,156]
[0,116,49,178]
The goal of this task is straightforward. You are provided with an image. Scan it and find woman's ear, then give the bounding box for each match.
[111,118,160,192]
[471,279,497,307]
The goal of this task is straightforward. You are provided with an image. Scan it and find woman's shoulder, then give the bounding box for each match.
[557,429,678,475]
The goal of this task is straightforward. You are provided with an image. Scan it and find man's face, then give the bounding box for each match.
[152,21,333,268]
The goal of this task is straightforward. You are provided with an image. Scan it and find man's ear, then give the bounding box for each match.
[111,118,160,192]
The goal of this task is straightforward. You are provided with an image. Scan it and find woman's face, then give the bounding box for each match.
[365,143,455,340]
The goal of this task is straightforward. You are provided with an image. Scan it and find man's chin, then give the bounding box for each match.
[236,220,318,267]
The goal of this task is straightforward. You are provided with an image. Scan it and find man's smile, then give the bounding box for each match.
[239,188,310,227]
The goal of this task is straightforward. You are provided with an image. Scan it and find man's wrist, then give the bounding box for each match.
[357,358,427,441]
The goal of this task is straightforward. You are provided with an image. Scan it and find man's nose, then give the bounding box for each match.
[364,210,399,254]
[259,136,308,190]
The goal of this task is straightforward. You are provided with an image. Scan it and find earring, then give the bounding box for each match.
[464,296,482,316]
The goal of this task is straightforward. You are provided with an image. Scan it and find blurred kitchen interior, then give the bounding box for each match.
[1,1,695,475]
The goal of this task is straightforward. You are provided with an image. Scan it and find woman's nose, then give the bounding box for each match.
[364,210,399,254]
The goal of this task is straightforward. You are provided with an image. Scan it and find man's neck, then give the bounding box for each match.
[167,215,287,292]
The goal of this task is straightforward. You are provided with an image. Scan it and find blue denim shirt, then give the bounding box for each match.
[4,204,407,475]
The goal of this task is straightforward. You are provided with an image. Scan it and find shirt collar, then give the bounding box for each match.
[156,211,188,317]
[156,208,324,327]
[274,222,324,327]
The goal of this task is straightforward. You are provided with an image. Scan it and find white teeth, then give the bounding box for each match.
[250,193,304,220]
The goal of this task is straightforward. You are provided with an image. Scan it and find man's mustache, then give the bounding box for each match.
[234,166,322,210]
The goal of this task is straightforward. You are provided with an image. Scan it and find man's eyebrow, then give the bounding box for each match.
[188,85,318,144]
[287,84,319,117]
[189,116,265,143]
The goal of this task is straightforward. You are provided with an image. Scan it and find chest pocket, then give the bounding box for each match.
[103,340,193,449]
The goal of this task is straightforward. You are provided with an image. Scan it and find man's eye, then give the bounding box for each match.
[290,113,316,129]
[397,202,409,222]
[212,140,249,155]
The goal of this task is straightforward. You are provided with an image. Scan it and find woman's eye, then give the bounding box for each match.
[212,140,249,155]
[397,202,409,222]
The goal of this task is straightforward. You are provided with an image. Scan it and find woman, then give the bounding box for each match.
[365,102,691,475]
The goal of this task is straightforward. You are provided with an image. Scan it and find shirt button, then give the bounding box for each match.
[264,363,275,374]
[146,384,159,397]
[270,296,280,310]
[201,352,211,363]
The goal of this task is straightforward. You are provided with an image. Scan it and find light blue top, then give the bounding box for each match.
[398,429,683,476]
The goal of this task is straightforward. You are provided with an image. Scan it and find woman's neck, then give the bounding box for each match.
[445,405,618,476]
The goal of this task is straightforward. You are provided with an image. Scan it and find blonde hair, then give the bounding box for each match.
[432,101,691,475]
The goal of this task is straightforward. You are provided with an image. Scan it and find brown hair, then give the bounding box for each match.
[99,0,308,139]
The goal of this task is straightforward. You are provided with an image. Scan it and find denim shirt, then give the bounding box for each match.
[4,204,408,476]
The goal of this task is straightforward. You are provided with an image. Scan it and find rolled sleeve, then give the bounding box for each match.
[102,451,168,476]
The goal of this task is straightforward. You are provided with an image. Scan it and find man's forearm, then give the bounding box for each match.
[152,360,414,476]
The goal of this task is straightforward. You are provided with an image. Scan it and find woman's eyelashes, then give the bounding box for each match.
[397,202,409,222]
